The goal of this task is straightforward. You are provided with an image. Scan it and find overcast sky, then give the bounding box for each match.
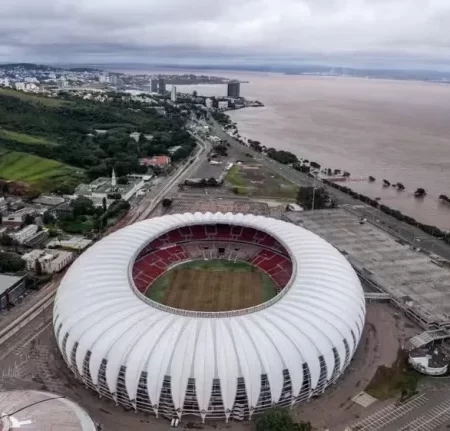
[1,0,450,69]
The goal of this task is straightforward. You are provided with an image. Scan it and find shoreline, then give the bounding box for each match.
[215,112,450,239]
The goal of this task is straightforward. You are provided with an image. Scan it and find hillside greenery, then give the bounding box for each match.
[0,148,82,193]
[0,89,196,192]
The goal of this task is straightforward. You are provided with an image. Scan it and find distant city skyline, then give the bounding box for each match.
[1,1,450,72]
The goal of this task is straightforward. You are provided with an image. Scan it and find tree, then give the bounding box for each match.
[0,252,25,272]
[0,233,13,247]
[192,90,198,97]
[24,213,35,225]
[42,211,55,225]
[414,188,426,197]
[255,408,303,431]
[117,176,128,185]
[72,196,95,216]
[297,187,334,210]
[102,197,107,212]
[162,198,173,208]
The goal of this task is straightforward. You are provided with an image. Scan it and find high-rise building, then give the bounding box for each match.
[171,86,177,102]
[227,81,240,98]
[111,75,118,86]
[150,79,158,93]
[158,78,166,94]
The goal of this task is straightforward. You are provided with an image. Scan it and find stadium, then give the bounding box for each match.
[53,212,366,422]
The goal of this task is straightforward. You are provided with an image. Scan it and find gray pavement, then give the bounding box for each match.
[283,209,450,329]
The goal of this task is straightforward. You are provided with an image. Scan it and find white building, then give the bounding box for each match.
[15,82,26,91]
[22,249,74,274]
[130,132,141,143]
[205,98,213,109]
[218,100,229,110]
[12,224,38,244]
[171,86,177,102]
[409,346,449,376]
[75,170,144,203]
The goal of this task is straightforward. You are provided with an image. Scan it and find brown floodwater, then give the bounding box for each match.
[123,69,450,230]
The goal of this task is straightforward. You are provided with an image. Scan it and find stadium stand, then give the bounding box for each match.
[133,224,293,294]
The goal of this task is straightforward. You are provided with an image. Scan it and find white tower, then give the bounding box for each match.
[111,168,117,187]
[171,86,177,102]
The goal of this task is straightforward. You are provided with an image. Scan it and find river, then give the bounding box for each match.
[122,68,450,230]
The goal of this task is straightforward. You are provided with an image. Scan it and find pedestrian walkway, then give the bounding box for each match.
[409,330,450,349]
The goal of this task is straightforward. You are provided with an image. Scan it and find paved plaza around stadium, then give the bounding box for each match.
[2,301,443,431]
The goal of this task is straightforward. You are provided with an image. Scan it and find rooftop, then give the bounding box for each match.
[283,209,450,326]
[0,274,23,296]
[409,346,449,368]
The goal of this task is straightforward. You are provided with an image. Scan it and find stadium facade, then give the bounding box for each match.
[53,212,365,422]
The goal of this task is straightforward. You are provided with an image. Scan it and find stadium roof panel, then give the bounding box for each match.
[54,212,365,421]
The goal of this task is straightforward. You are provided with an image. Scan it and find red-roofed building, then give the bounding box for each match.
[140,155,171,167]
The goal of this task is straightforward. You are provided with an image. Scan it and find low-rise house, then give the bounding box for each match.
[1,208,36,227]
[140,155,171,167]
[22,249,74,274]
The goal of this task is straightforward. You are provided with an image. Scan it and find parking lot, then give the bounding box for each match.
[283,209,450,327]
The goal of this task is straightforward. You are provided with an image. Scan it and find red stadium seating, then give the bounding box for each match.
[132,224,293,294]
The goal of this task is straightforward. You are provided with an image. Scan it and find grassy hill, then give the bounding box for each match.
[0,148,82,192]
[0,87,68,107]
[0,129,55,146]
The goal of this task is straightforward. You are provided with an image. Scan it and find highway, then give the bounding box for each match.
[208,118,450,261]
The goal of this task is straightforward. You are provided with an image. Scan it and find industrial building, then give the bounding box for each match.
[0,274,26,312]
[22,249,74,274]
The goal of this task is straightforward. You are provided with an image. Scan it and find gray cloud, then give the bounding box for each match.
[1,0,450,67]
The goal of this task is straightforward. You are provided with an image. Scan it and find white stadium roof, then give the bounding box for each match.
[53,212,365,421]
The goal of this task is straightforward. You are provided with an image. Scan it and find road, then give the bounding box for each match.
[208,118,450,261]
[109,133,211,233]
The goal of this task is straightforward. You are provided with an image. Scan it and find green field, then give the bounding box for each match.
[147,259,278,310]
[0,87,68,107]
[0,148,80,187]
[226,163,298,199]
[0,129,55,146]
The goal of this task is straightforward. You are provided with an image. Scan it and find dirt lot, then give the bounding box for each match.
[226,163,298,199]
[150,261,270,312]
